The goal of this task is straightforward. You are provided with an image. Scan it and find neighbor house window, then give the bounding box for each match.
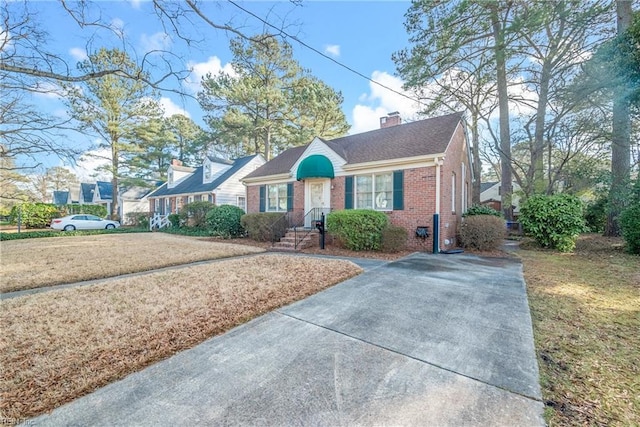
[355,172,392,210]
[194,195,202,202]
[204,163,211,181]
[237,196,246,211]
[208,194,214,203]
[267,183,288,211]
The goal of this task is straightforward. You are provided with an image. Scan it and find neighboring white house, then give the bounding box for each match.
[480,181,522,215]
[147,155,266,215]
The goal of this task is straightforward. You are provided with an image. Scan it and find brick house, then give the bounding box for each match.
[242,112,474,252]
[147,155,265,216]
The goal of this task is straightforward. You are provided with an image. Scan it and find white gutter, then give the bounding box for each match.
[435,157,443,214]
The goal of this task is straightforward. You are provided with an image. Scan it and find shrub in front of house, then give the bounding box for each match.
[459,215,505,251]
[9,203,59,228]
[207,205,245,238]
[179,201,214,228]
[463,204,503,218]
[63,204,108,218]
[519,194,585,252]
[168,213,181,228]
[381,225,408,253]
[126,211,150,229]
[241,212,288,242]
[326,209,389,251]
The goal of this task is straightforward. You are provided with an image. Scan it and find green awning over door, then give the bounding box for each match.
[296,154,335,180]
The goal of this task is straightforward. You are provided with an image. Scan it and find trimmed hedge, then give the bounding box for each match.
[241,212,287,242]
[463,204,503,218]
[381,225,408,253]
[9,203,109,229]
[459,215,505,250]
[519,194,585,252]
[207,205,245,238]
[0,228,148,241]
[326,209,389,251]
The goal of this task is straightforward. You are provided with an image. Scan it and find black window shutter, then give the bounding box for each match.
[287,183,294,211]
[259,186,266,212]
[345,176,354,209]
[393,170,404,210]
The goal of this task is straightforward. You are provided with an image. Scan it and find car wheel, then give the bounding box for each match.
[106,224,115,229]
[63,225,76,231]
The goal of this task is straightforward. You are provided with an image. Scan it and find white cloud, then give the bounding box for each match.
[350,71,421,134]
[69,47,88,61]
[140,32,171,52]
[31,81,64,99]
[129,0,142,10]
[159,97,190,118]
[110,18,125,37]
[324,44,340,57]
[71,148,112,182]
[185,56,235,93]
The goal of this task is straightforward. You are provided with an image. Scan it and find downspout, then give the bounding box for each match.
[433,157,443,254]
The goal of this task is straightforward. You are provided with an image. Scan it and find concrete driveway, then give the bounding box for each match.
[33,252,544,426]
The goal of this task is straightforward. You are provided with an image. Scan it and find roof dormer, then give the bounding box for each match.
[203,156,233,184]
[167,159,196,189]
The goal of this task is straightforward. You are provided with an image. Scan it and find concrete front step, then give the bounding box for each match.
[272,229,319,251]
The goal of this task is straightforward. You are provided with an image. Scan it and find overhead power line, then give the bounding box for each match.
[227,0,427,109]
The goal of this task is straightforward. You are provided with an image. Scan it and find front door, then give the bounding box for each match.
[305,179,330,228]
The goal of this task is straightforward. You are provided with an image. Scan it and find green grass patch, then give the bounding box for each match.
[521,234,639,426]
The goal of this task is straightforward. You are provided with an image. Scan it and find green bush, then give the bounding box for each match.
[584,196,607,233]
[241,212,287,242]
[463,204,503,218]
[519,194,585,252]
[126,211,150,228]
[619,177,640,255]
[0,228,148,240]
[459,215,505,250]
[381,225,408,253]
[326,209,389,251]
[63,204,108,218]
[168,213,181,228]
[179,201,214,228]
[9,203,59,228]
[207,205,245,238]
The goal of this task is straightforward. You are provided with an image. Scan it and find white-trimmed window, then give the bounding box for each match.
[237,196,246,211]
[355,172,392,210]
[452,172,457,213]
[204,163,211,181]
[267,183,288,212]
[194,194,202,202]
[165,198,171,214]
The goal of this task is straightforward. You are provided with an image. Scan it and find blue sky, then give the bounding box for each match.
[22,1,423,178]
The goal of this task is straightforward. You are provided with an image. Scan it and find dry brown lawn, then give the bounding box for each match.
[522,234,639,426]
[0,233,265,293]
[0,254,362,420]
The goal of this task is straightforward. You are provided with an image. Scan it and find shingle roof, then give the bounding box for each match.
[149,155,258,198]
[52,191,69,205]
[96,181,112,200]
[480,181,498,193]
[244,112,464,179]
[80,183,95,203]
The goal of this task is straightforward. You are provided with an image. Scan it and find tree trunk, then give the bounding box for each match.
[111,140,120,221]
[533,59,552,195]
[470,112,482,204]
[491,8,513,221]
[605,0,633,236]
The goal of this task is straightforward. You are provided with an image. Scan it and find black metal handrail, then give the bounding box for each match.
[293,207,331,250]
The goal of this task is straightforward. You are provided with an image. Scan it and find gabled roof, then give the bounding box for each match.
[148,155,259,198]
[96,181,113,200]
[121,186,153,200]
[244,112,464,179]
[80,183,95,203]
[52,191,70,205]
[480,181,499,193]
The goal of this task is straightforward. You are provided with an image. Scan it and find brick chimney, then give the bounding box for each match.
[380,111,402,128]
[171,159,183,167]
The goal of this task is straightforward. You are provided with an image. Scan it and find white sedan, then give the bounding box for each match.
[51,214,120,231]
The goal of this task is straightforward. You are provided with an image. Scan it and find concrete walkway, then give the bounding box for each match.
[33,252,544,426]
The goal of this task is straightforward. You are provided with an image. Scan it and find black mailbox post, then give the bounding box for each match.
[315,213,326,249]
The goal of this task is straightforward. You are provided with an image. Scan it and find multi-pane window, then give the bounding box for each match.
[267,184,288,211]
[237,196,246,211]
[355,172,393,210]
[452,172,457,213]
